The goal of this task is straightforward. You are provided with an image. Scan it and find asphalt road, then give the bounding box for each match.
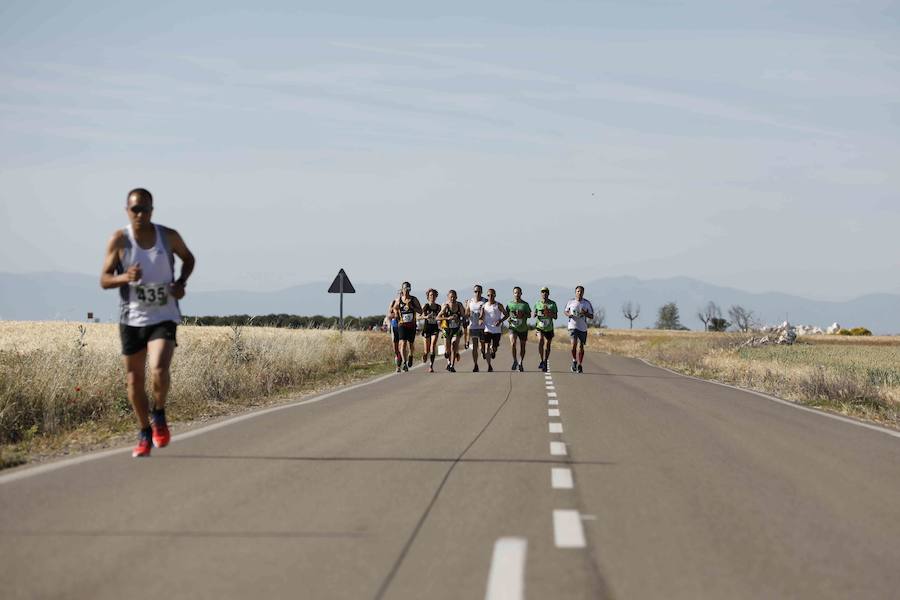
[2,342,899,599]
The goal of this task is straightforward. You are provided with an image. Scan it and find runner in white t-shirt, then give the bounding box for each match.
[564,285,594,374]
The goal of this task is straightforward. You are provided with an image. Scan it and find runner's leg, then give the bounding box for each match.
[124,350,150,428]
[147,338,175,411]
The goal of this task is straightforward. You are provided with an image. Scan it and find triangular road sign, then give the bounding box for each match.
[328,269,356,293]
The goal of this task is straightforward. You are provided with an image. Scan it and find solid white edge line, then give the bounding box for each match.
[0,364,423,485]
[550,441,567,456]
[553,509,586,548]
[548,409,560,417]
[551,467,573,489]
[549,422,563,434]
[638,358,900,440]
[484,537,527,600]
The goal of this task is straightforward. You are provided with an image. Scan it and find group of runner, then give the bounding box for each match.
[100,188,596,459]
[386,283,595,374]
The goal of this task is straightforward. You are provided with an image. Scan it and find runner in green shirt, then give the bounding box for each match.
[506,286,532,372]
[533,287,558,372]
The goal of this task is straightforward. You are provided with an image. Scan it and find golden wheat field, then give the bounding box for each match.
[559,329,900,427]
[0,322,394,464]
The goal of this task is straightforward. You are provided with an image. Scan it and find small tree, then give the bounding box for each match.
[728,305,756,332]
[655,301,685,330]
[622,301,641,329]
[591,307,606,328]
[708,317,730,332]
[697,301,722,332]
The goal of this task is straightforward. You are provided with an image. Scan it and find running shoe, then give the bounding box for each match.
[465,342,469,350]
[449,365,456,373]
[518,363,525,373]
[511,361,518,371]
[491,349,496,359]
[538,360,546,372]
[132,436,152,458]
[577,364,584,374]
[488,365,494,372]
[407,356,414,368]
[151,421,170,449]
[473,364,479,372]
[402,363,409,372]
[571,360,578,372]
[396,366,402,373]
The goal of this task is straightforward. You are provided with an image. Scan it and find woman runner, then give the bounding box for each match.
[420,288,442,373]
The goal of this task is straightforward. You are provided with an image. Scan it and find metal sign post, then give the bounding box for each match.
[327,268,356,333]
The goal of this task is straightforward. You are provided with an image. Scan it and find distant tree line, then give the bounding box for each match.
[183,314,386,330]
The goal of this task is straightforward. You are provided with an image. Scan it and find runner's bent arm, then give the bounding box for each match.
[100,230,136,289]
[166,228,195,299]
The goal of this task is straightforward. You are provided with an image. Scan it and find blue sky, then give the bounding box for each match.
[1,1,898,300]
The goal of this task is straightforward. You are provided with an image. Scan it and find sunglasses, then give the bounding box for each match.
[129,205,152,214]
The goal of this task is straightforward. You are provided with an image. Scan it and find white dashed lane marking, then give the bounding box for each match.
[551,468,573,489]
[548,408,560,417]
[553,510,587,548]
[484,537,527,600]
[550,441,567,456]
[549,422,563,434]
[547,392,558,398]
[548,399,558,406]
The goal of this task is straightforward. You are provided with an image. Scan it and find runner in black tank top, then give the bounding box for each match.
[438,290,464,372]
[420,289,441,373]
[392,282,421,372]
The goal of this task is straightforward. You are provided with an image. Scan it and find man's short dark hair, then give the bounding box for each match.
[127,188,153,205]
[513,286,522,293]
[575,285,585,293]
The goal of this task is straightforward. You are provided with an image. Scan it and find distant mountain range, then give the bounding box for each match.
[1,272,897,334]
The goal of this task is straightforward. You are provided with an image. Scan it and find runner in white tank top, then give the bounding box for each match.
[480,288,509,372]
[101,188,195,458]
[466,285,486,372]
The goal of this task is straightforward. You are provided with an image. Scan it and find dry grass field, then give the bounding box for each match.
[556,329,900,428]
[0,322,394,468]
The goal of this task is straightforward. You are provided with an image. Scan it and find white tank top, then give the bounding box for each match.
[468,298,485,330]
[118,224,182,327]
[483,302,503,334]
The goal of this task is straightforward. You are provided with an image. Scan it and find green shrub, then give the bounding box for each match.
[838,327,873,336]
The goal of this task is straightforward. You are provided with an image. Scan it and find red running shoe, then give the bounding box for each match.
[151,422,170,448]
[132,437,152,458]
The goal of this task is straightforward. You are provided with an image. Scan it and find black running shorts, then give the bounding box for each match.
[484,332,502,345]
[421,323,440,337]
[538,329,555,340]
[398,325,416,343]
[509,330,528,341]
[120,321,178,356]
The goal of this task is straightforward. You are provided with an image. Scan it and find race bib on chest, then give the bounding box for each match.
[448,318,459,328]
[134,283,168,307]
[401,312,414,324]
[509,317,521,328]
[427,315,437,324]
[540,317,553,328]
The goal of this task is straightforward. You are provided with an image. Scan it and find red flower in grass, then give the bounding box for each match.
[75,387,81,393]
